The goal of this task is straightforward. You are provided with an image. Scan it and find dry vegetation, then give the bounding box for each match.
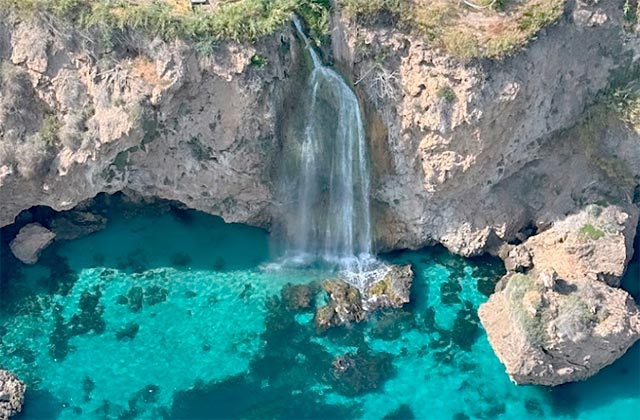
[0,0,330,44]
[339,0,565,58]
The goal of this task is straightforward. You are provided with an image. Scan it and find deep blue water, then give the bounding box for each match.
[0,206,638,419]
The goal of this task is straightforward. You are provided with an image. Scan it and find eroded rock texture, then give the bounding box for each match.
[332,0,640,255]
[0,13,302,229]
[0,369,25,420]
[479,206,640,386]
[9,222,55,264]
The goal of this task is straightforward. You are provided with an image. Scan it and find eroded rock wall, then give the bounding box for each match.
[0,13,302,228]
[0,2,638,260]
[332,0,640,255]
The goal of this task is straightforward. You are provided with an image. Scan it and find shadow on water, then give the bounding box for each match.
[169,283,375,419]
[545,342,640,417]
[1,194,640,419]
[13,389,63,420]
[171,375,358,420]
[0,194,270,320]
[1,193,271,279]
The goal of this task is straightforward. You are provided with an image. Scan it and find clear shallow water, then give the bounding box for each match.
[0,207,637,420]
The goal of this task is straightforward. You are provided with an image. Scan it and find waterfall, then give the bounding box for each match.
[278,17,382,288]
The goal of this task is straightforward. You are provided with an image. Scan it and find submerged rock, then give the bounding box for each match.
[50,211,107,240]
[282,282,317,311]
[9,223,56,264]
[0,370,26,420]
[328,350,394,396]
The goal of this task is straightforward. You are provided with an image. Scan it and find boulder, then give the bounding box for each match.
[480,205,640,386]
[314,264,415,331]
[523,204,638,286]
[363,264,414,311]
[479,272,640,386]
[9,223,56,264]
[315,280,365,331]
[503,245,533,273]
[0,370,26,420]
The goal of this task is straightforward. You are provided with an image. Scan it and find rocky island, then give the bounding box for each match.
[0,0,638,419]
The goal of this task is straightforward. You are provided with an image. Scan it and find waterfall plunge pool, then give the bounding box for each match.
[1,205,638,420]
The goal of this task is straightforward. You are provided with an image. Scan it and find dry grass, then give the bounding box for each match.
[129,56,169,87]
[340,0,565,59]
[0,0,330,44]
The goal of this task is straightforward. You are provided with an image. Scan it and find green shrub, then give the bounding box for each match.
[579,224,605,241]
[504,273,547,345]
[250,53,269,68]
[340,0,564,59]
[436,85,456,103]
[40,114,60,146]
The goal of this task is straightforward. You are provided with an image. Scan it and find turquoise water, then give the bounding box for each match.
[0,206,638,419]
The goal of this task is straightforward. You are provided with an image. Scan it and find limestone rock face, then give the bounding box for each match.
[523,205,639,287]
[9,222,56,264]
[0,13,302,229]
[0,370,25,420]
[333,0,640,256]
[479,205,640,386]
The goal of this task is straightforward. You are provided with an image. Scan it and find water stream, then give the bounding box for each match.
[280,18,380,288]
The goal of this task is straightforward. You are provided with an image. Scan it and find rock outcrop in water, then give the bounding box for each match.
[1,3,638,258]
[479,205,640,386]
[0,370,25,420]
[315,265,414,331]
[0,1,639,389]
[9,222,55,264]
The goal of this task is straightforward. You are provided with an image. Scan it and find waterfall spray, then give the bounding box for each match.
[278,17,387,289]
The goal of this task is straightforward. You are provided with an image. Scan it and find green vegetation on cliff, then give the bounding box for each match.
[339,0,565,58]
[0,0,330,44]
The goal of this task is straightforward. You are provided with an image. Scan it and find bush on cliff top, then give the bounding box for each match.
[339,0,565,59]
[0,0,330,44]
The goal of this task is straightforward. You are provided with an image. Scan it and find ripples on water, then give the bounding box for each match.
[0,206,638,420]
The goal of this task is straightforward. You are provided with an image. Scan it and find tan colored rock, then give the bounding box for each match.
[479,205,640,386]
[525,205,638,286]
[0,370,25,420]
[333,0,640,256]
[9,223,56,264]
[363,264,413,311]
[504,245,533,273]
[0,13,299,230]
[479,273,640,386]
[315,280,365,332]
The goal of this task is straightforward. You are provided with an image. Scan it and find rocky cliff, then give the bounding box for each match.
[1,2,639,256]
[0,12,302,229]
[332,0,640,256]
[1,0,639,391]
[479,205,640,385]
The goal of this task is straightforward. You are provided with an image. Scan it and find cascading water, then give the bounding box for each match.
[276,17,387,289]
